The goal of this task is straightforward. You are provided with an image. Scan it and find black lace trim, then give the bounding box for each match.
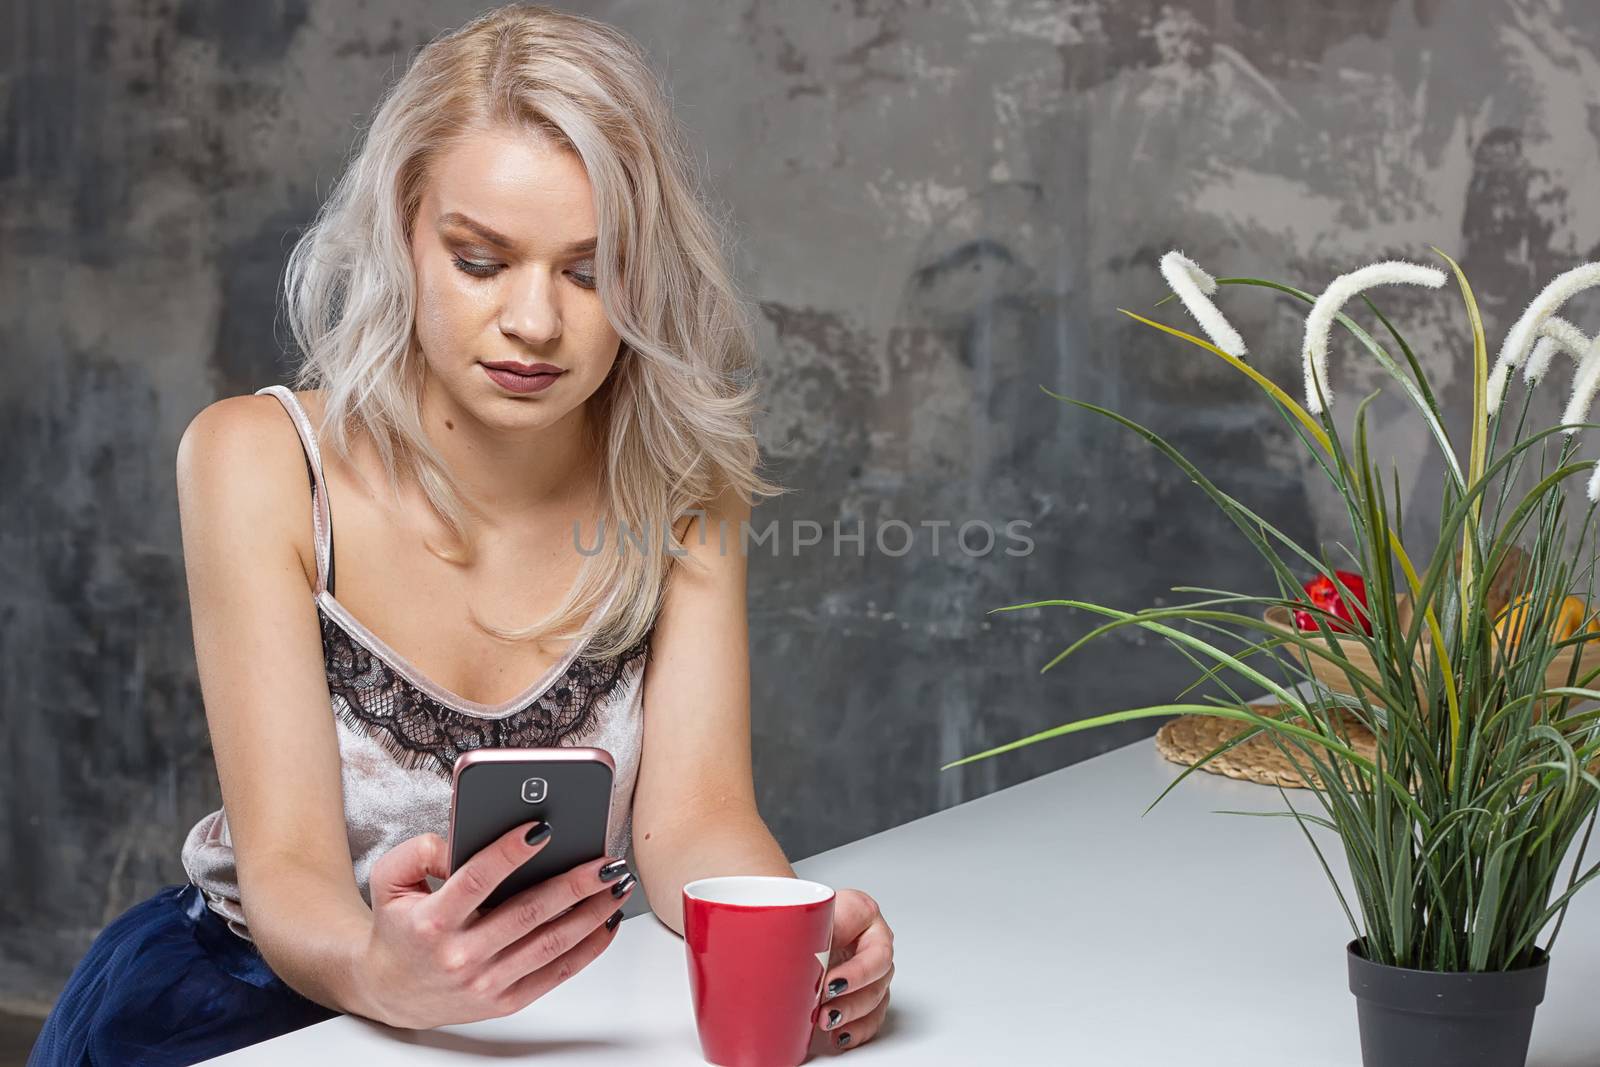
[319,606,651,777]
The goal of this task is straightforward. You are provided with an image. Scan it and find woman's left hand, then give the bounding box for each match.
[809,888,894,1055]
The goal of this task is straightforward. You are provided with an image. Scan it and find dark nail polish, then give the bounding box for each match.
[837,1032,852,1048]
[610,872,636,898]
[825,1008,842,1030]
[524,821,551,846]
[827,978,848,998]
[605,909,623,931]
[598,859,629,883]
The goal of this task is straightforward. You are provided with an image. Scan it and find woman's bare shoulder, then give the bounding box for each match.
[175,390,320,591]
[176,391,308,478]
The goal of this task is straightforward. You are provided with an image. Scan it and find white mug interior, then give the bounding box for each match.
[683,875,834,907]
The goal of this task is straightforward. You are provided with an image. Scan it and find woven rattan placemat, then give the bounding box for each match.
[1154,704,1378,789]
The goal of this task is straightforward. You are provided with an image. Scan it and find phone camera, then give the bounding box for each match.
[520,777,548,804]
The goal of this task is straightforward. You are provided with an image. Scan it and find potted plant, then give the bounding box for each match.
[945,249,1600,1067]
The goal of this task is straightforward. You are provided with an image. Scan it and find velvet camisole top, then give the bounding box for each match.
[181,385,653,942]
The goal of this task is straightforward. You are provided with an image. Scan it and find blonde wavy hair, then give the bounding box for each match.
[282,3,781,660]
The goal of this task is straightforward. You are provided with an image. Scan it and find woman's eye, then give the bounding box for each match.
[567,269,597,290]
[451,254,501,278]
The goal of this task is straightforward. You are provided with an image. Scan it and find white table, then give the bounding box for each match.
[205,737,1600,1066]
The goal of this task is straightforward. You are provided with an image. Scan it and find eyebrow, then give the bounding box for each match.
[438,212,597,255]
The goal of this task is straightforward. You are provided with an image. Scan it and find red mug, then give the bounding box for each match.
[683,876,836,1067]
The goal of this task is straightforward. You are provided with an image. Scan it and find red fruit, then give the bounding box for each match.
[1292,570,1372,635]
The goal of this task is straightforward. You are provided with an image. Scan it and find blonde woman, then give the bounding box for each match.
[30,6,895,1064]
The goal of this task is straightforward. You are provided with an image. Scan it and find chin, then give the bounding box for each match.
[482,394,581,434]
[478,401,562,430]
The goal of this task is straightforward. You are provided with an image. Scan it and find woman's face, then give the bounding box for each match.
[409,126,621,433]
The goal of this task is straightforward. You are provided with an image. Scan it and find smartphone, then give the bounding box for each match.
[447,747,616,912]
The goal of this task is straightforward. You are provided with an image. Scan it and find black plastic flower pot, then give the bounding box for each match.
[1346,939,1550,1067]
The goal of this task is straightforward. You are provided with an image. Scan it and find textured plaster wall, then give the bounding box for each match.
[5,0,1600,1006]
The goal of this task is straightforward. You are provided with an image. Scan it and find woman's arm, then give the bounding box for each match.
[630,489,794,936]
[176,396,379,1016]
[628,495,900,1056]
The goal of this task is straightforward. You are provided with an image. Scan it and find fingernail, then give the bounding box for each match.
[605,909,623,931]
[598,859,629,884]
[524,821,551,846]
[610,872,636,899]
[824,1008,842,1030]
[827,978,848,998]
[837,1032,852,1048]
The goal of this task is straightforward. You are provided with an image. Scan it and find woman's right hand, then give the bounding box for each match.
[353,821,635,1029]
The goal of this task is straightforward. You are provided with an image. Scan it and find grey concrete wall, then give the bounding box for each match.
[5,0,1600,1009]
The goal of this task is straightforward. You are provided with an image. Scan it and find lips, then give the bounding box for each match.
[482,361,563,376]
[481,361,564,395]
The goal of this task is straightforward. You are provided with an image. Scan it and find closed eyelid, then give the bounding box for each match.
[449,240,591,270]
[450,253,596,290]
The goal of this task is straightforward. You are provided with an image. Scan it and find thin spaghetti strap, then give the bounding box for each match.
[255,385,336,596]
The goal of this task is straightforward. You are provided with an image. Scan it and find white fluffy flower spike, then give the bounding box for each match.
[1159,251,1248,361]
[1560,335,1600,439]
[1533,321,1600,501]
[1300,261,1448,414]
[1488,262,1600,410]
[1521,317,1593,385]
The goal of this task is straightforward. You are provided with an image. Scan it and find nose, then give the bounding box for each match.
[498,269,562,346]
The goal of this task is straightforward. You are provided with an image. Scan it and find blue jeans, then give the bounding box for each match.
[28,883,339,1066]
